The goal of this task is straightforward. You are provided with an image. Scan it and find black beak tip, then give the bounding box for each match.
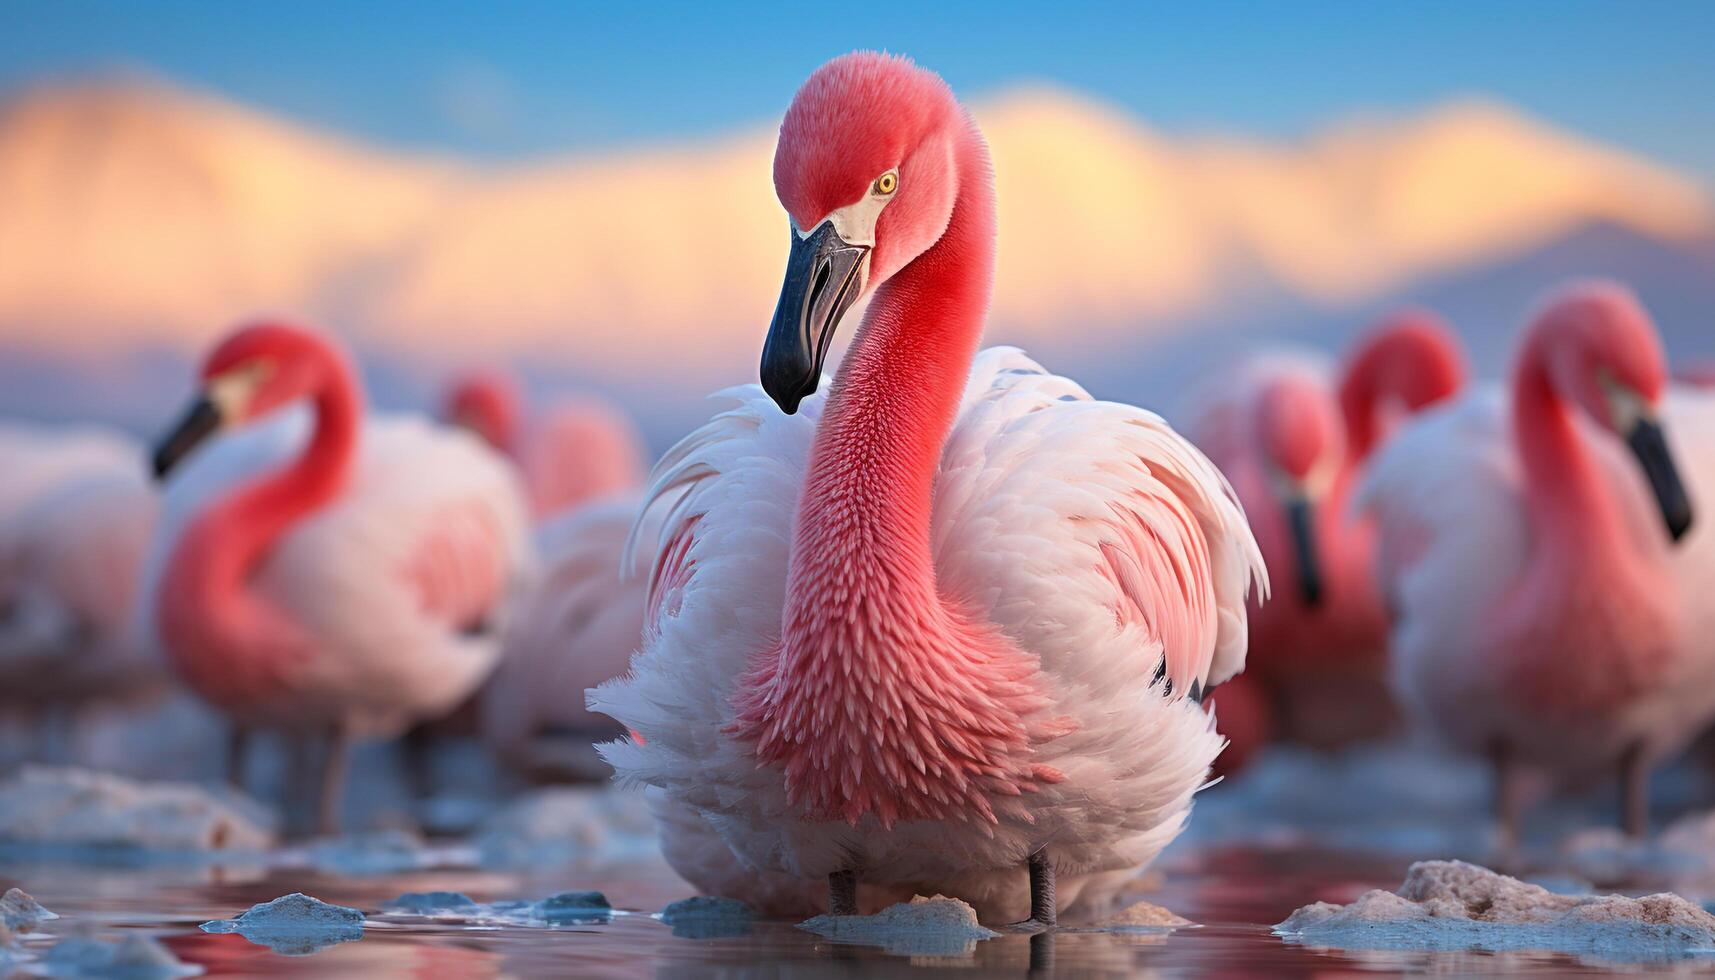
[761,373,810,416]
[1628,418,1695,546]
[1285,496,1324,610]
[150,396,220,482]
[1668,506,1694,543]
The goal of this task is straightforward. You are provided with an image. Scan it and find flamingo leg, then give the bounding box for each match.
[318,724,350,837]
[226,726,251,793]
[401,723,436,802]
[1490,739,1523,853]
[827,870,858,916]
[1028,932,1056,972]
[1006,850,1057,933]
[1620,742,1650,840]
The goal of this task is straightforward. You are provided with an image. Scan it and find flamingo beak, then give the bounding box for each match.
[1284,491,1324,607]
[761,221,869,414]
[1626,414,1694,542]
[151,396,221,480]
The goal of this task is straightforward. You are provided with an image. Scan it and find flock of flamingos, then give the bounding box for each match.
[3,52,1715,930]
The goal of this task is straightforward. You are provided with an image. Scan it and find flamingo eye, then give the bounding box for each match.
[873,171,898,196]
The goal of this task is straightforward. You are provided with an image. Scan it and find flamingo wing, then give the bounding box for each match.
[591,381,819,779]
[250,417,530,731]
[1352,388,1525,623]
[276,416,530,632]
[933,347,1267,699]
[482,495,648,753]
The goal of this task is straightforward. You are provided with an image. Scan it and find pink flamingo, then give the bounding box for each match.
[442,370,645,518]
[147,322,530,832]
[1186,312,1465,764]
[590,53,1266,928]
[439,370,654,780]
[0,425,159,756]
[1359,281,1715,843]
[478,495,652,779]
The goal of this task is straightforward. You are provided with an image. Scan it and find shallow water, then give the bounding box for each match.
[8,734,1715,977]
[5,842,1709,978]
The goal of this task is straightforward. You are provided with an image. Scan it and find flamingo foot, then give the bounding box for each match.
[226,726,251,793]
[1004,851,1057,933]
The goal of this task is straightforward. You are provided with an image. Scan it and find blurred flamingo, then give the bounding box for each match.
[590,52,1266,927]
[1677,362,1715,387]
[437,370,655,783]
[1187,311,1465,772]
[0,425,159,757]
[1359,281,1715,844]
[479,495,652,780]
[146,321,530,833]
[442,370,645,518]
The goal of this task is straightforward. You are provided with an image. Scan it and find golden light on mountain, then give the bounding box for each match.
[0,79,1706,376]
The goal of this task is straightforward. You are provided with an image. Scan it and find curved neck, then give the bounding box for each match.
[1509,336,1625,561]
[787,118,994,624]
[178,365,362,644]
[1339,326,1463,463]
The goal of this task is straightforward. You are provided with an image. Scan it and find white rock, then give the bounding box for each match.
[1,887,57,934]
[800,896,999,957]
[0,766,273,852]
[1089,900,1195,931]
[200,892,364,956]
[1278,860,1715,962]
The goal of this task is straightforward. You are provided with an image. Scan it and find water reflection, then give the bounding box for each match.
[4,845,1700,979]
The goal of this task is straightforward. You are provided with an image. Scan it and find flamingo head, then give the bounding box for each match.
[1256,372,1341,607]
[151,321,351,479]
[442,370,522,452]
[1352,308,1467,413]
[1534,280,1692,541]
[761,52,964,413]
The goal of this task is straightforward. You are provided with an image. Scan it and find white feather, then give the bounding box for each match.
[591,347,1265,918]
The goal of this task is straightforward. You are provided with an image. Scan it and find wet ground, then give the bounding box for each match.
[5,842,1705,977]
[7,732,1715,977]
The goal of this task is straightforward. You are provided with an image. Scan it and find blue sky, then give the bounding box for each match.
[6,1,1713,179]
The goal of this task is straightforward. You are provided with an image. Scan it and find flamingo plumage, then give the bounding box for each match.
[1358,281,1715,844]
[479,495,653,779]
[1185,312,1465,765]
[0,425,159,752]
[440,371,654,779]
[145,322,531,832]
[589,53,1266,927]
[442,370,645,519]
